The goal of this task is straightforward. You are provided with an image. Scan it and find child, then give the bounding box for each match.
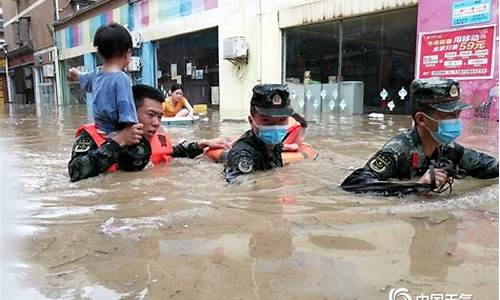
[68,22,137,135]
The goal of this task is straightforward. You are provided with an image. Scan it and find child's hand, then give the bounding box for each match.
[68,67,80,81]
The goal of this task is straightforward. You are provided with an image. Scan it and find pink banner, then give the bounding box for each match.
[140,0,150,28]
[72,24,79,46]
[417,25,496,80]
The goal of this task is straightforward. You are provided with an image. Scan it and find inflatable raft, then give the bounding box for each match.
[161,115,200,126]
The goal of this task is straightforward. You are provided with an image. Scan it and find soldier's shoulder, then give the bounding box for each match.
[73,131,96,153]
[231,132,258,153]
[227,141,257,160]
[380,129,414,154]
[225,142,256,174]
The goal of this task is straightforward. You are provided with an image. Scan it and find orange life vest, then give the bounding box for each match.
[149,127,173,165]
[204,117,317,164]
[75,124,174,172]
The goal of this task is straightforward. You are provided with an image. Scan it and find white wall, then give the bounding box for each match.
[278,0,418,28]
[218,0,283,120]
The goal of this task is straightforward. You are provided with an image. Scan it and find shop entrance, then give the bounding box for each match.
[284,7,417,117]
[157,27,219,108]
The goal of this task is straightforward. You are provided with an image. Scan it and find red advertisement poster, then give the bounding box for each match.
[417,25,496,80]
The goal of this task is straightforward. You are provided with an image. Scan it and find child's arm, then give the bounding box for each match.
[116,75,138,125]
[68,67,80,81]
[69,67,93,93]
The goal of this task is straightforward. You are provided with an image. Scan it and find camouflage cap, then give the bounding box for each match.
[410,78,472,113]
[251,84,294,117]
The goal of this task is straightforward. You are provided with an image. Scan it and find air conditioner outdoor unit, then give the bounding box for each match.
[126,56,141,72]
[42,64,54,77]
[130,31,142,48]
[223,36,248,64]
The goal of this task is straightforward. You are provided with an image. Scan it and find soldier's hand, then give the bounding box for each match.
[68,67,80,81]
[418,168,449,189]
[198,137,231,150]
[112,123,144,146]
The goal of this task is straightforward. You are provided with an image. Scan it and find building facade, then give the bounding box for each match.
[417,0,499,120]
[0,7,7,103]
[53,0,499,121]
[1,0,90,105]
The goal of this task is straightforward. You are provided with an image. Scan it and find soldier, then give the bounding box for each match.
[224,84,294,183]
[341,78,498,195]
[68,84,228,182]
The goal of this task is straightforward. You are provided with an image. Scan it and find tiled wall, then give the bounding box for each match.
[56,0,218,50]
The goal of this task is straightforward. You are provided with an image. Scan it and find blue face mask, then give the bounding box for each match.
[425,115,462,144]
[257,125,288,145]
[251,116,288,145]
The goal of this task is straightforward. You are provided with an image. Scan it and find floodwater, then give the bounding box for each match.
[0,103,498,300]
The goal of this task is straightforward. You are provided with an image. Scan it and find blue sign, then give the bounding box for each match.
[452,0,491,27]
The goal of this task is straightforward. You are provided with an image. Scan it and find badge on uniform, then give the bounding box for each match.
[75,138,92,153]
[272,94,282,105]
[369,153,392,174]
[449,85,459,97]
[237,158,254,173]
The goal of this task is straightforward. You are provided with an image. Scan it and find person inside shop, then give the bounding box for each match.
[162,83,194,117]
[223,84,295,183]
[68,84,229,182]
[340,77,498,196]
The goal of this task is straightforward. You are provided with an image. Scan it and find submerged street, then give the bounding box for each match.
[0,103,498,299]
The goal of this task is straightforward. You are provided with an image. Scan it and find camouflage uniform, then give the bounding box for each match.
[341,78,498,193]
[224,130,284,183]
[68,130,203,182]
[223,84,294,183]
[341,127,498,189]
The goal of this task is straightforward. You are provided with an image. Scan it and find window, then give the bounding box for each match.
[60,56,85,105]
[284,7,417,116]
[285,21,340,84]
[156,27,219,106]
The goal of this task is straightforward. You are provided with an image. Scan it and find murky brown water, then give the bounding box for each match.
[0,103,498,300]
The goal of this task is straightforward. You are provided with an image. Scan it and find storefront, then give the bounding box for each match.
[0,56,7,103]
[284,6,418,119]
[60,55,86,105]
[33,48,58,105]
[53,0,497,120]
[156,27,219,106]
[54,0,220,114]
[7,50,35,104]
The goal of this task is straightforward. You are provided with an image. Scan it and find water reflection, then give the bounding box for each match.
[0,103,497,299]
[407,214,461,280]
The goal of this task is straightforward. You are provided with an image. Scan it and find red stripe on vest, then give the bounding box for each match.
[411,152,420,170]
[150,130,173,165]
